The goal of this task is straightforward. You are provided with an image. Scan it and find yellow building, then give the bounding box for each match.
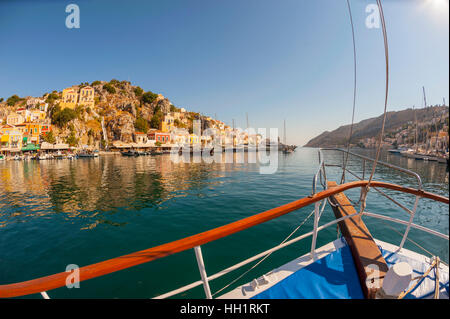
[0,126,23,152]
[29,110,47,122]
[79,86,95,108]
[189,133,199,145]
[160,114,175,133]
[60,88,79,109]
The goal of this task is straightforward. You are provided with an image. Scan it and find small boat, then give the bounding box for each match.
[282,147,294,154]
[121,150,139,157]
[388,148,407,154]
[0,154,5,161]
[78,150,99,158]
[13,155,23,161]
[37,154,48,160]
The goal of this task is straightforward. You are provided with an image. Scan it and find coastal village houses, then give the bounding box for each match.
[0,98,52,155]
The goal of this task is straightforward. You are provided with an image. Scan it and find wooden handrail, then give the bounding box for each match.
[0,180,448,298]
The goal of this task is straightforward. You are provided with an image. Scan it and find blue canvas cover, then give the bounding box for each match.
[252,243,364,299]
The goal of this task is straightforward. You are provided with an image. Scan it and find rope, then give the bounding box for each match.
[361,0,390,212]
[375,216,448,268]
[397,256,440,299]
[212,201,326,297]
[341,0,358,185]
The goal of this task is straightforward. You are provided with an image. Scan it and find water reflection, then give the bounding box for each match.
[0,153,262,230]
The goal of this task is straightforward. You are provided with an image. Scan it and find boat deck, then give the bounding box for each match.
[220,183,448,299]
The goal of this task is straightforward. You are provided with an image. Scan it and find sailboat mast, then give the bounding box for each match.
[414,105,418,153]
[423,86,427,108]
[283,120,286,146]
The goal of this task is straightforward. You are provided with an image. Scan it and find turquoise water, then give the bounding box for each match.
[0,148,448,298]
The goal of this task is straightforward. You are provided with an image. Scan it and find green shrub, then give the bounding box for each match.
[150,111,163,129]
[45,92,59,105]
[42,131,56,144]
[6,95,21,106]
[142,91,158,104]
[103,83,116,94]
[91,81,101,86]
[135,117,149,133]
[66,132,78,147]
[134,86,143,97]
[51,107,77,128]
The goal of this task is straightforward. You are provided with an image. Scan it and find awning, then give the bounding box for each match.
[21,144,40,151]
[1,135,9,142]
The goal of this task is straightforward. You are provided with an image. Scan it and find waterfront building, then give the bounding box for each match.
[0,128,23,153]
[78,86,95,108]
[148,130,171,144]
[171,129,189,145]
[134,132,148,144]
[189,133,199,145]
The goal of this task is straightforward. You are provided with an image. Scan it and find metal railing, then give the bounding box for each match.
[313,148,440,254]
[151,149,446,299]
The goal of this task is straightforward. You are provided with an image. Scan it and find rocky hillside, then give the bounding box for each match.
[0,79,216,148]
[304,106,449,147]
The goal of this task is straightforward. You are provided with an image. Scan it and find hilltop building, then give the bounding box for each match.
[78,86,95,108]
[60,86,95,109]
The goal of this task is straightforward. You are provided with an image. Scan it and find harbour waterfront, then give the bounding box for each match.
[0,148,448,298]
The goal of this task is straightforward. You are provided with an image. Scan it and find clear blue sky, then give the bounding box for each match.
[0,0,448,145]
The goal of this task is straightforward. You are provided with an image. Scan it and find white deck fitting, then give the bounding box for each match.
[219,238,449,299]
[375,239,449,299]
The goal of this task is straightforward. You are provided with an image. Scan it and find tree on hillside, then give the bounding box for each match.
[142,91,158,104]
[135,117,149,133]
[103,83,116,94]
[150,111,163,129]
[134,86,143,97]
[6,95,21,106]
[42,131,56,144]
[51,106,77,128]
[66,132,78,147]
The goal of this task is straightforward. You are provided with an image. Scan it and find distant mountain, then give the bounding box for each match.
[304,106,449,148]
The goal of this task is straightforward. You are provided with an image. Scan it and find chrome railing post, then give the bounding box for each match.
[310,201,320,260]
[40,291,50,299]
[194,246,212,299]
